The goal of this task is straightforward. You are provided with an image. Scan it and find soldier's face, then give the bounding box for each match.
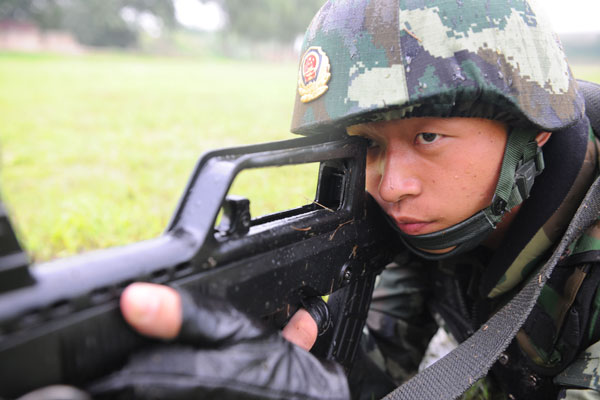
[348,117,507,237]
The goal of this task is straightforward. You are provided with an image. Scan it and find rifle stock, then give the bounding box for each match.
[0,133,394,397]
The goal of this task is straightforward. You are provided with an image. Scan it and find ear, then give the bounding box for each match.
[535,131,552,147]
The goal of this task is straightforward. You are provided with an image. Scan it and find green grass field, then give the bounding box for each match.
[1,51,599,261]
[0,51,318,261]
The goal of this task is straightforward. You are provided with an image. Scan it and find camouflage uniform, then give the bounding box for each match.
[291,0,600,399]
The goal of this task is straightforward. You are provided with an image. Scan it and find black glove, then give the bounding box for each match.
[87,289,350,400]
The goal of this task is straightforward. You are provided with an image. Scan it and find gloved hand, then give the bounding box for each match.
[87,283,350,400]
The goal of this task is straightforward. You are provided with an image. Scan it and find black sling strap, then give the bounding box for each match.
[382,80,600,400]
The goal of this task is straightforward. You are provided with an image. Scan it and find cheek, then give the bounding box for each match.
[442,148,504,213]
[456,164,497,206]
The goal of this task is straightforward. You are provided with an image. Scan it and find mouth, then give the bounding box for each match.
[393,218,433,235]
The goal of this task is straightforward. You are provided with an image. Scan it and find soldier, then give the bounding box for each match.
[92,0,600,399]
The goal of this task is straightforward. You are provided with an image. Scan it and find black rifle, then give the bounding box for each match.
[0,133,394,397]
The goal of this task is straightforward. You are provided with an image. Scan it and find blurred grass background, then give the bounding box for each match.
[0,51,318,261]
[0,51,598,261]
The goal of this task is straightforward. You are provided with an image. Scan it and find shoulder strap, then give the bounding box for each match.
[578,79,600,136]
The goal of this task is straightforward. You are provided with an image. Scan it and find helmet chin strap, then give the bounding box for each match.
[388,127,545,260]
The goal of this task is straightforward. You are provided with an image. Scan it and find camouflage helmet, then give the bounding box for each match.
[291,0,586,259]
[291,0,585,135]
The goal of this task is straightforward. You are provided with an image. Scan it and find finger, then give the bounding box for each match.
[120,282,182,339]
[17,385,91,400]
[282,309,318,351]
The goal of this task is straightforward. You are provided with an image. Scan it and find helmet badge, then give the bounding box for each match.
[298,46,331,103]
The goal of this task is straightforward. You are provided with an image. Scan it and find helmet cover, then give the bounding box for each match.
[291,0,585,135]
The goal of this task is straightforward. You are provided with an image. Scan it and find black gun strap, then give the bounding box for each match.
[382,174,600,400]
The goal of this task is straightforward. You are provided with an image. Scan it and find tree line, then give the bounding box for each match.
[0,0,324,48]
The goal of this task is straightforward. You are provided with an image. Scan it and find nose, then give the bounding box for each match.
[375,148,422,203]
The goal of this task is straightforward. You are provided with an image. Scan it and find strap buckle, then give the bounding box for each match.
[515,147,545,202]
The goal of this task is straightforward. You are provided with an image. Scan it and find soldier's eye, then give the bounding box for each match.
[416,132,441,144]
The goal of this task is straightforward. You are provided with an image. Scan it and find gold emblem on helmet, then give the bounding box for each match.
[298,46,331,103]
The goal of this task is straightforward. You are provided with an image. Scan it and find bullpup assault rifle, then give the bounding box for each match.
[0,133,394,397]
